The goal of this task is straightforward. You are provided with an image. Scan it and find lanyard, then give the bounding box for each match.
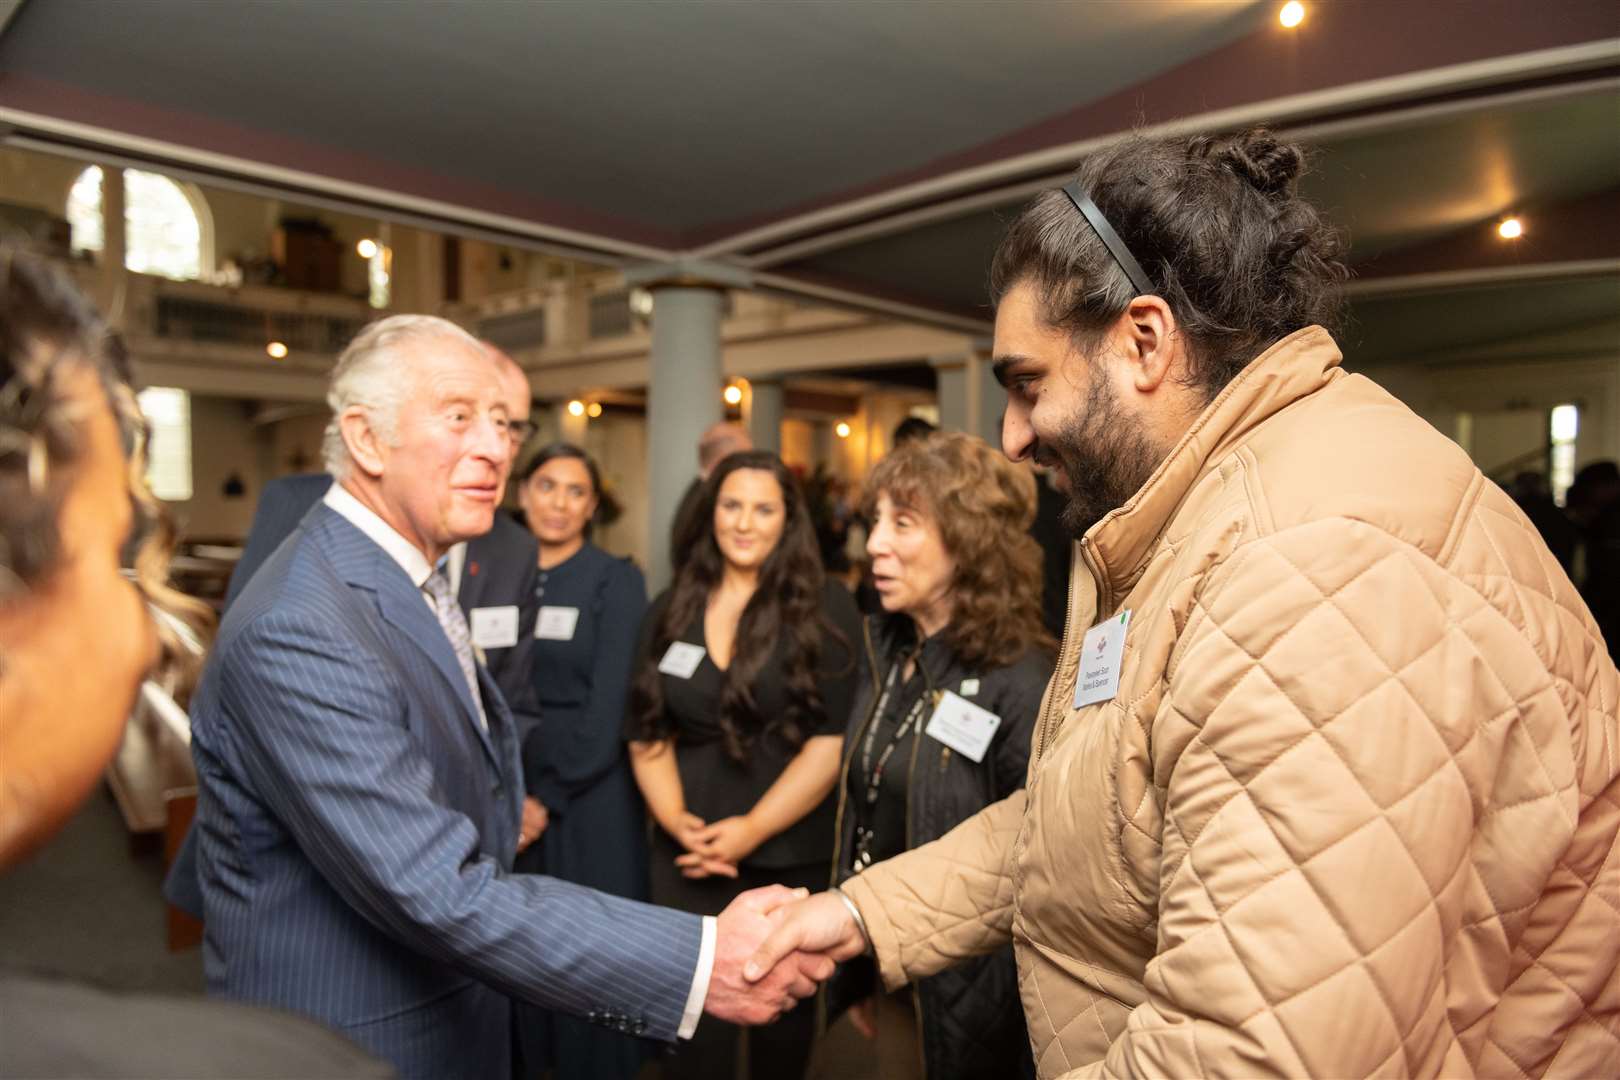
[852,650,938,871]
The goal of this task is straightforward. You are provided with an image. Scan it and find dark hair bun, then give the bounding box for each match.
[1217,129,1303,196]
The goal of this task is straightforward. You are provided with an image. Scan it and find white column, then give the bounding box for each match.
[933,355,967,432]
[747,378,785,454]
[99,165,126,312]
[626,260,750,592]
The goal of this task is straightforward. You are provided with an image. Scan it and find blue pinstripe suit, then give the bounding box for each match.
[189,503,702,1079]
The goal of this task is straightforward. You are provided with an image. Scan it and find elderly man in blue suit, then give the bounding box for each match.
[188,314,831,1079]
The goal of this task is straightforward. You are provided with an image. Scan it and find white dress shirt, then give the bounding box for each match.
[323,482,716,1036]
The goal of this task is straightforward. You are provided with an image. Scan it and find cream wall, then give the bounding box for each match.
[1360,357,1620,474]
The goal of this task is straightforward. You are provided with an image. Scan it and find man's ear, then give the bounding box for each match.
[1121,296,1179,394]
[339,407,387,479]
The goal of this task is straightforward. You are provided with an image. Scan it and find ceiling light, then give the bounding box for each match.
[835,421,852,439]
[586,402,603,418]
[356,238,379,259]
[1279,2,1305,28]
[265,341,288,359]
[1498,217,1524,240]
[723,385,743,406]
[566,399,586,417]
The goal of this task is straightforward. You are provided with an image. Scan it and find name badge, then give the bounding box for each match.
[1073,609,1131,709]
[469,605,519,649]
[658,641,707,679]
[535,606,580,641]
[924,690,1001,763]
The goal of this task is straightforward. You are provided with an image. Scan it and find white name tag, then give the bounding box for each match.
[469,605,519,649]
[535,605,580,641]
[1073,609,1131,709]
[924,690,1001,763]
[658,641,707,679]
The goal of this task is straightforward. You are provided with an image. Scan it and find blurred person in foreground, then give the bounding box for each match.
[825,431,1053,1080]
[187,316,831,1079]
[0,248,390,1077]
[511,442,650,1080]
[627,450,861,1080]
[747,129,1620,1078]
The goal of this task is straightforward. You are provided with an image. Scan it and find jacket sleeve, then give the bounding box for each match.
[838,789,1024,990]
[1064,521,1498,1078]
[531,562,648,812]
[218,608,703,1040]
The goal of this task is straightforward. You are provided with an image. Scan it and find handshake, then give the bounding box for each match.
[702,885,872,1026]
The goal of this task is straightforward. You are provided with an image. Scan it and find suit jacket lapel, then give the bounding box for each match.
[316,509,500,769]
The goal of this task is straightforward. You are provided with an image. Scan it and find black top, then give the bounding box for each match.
[627,579,862,869]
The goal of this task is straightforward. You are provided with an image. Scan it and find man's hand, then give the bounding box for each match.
[743,890,867,984]
[516,797,547,854]
[704,886,836,1026]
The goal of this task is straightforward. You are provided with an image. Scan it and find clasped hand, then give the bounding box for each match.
[671,811,759,879]
[704,886,870,1027]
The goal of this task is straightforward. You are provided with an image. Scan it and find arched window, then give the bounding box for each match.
[66,165,211,281]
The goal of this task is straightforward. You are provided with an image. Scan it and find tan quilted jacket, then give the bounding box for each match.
[841,327,1620,1078]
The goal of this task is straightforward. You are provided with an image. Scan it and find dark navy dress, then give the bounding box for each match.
[513,542,649,1080]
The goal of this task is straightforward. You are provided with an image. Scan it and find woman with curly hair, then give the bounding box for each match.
[826,430,1053,1080]
[626,449,859,1080]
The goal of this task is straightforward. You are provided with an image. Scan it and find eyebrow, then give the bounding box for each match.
[991,354,1030,388]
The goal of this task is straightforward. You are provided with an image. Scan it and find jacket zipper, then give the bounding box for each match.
[1035,537,1110,761]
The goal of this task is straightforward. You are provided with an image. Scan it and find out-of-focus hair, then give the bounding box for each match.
[863,431,1052,668]
[322,314,484,478]
[0,247,213,689]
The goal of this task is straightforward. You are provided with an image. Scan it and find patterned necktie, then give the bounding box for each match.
[423,568,486,732]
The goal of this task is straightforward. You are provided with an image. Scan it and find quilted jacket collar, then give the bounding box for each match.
[1083,325,1344,600]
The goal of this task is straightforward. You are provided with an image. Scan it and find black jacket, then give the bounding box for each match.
[827,615,1051,1080]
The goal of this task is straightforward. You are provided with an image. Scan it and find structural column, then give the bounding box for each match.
[626,259,751,592]
[747,377,785,454]
[99,165,126,313]
[931,342,1002,448]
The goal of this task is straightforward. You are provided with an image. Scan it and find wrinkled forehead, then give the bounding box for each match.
[403,336,507,407]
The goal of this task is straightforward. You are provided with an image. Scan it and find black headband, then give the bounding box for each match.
[1061,181,1154,295]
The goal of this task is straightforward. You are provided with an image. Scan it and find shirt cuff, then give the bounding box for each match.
[677,915,717,1040]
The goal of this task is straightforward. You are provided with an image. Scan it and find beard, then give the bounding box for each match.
[1034,366,1165,540]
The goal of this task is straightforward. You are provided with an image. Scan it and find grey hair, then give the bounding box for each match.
[322,314,484,478]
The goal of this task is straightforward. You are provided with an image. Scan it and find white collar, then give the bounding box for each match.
[323,482,436,589]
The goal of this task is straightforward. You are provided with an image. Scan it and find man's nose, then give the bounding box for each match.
[473,415,510,465]
[1002,401,1035,462]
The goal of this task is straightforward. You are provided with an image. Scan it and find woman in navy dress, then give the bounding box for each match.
[512,442,649,1080]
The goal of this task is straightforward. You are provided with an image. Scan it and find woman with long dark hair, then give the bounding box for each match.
[511,442,649,1080]
[626,450,859,1080]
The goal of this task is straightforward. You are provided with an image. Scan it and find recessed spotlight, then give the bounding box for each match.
[586,402,603,418]
[835,421,852,439]
[723,385,743,406]
[265,341,288,359]
[567,399,586,417]
[1498,217,1524,240]
[356,238,379,259]
[1279,2,1305,28]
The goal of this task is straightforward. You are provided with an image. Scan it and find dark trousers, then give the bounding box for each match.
[649,831,827,1080]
